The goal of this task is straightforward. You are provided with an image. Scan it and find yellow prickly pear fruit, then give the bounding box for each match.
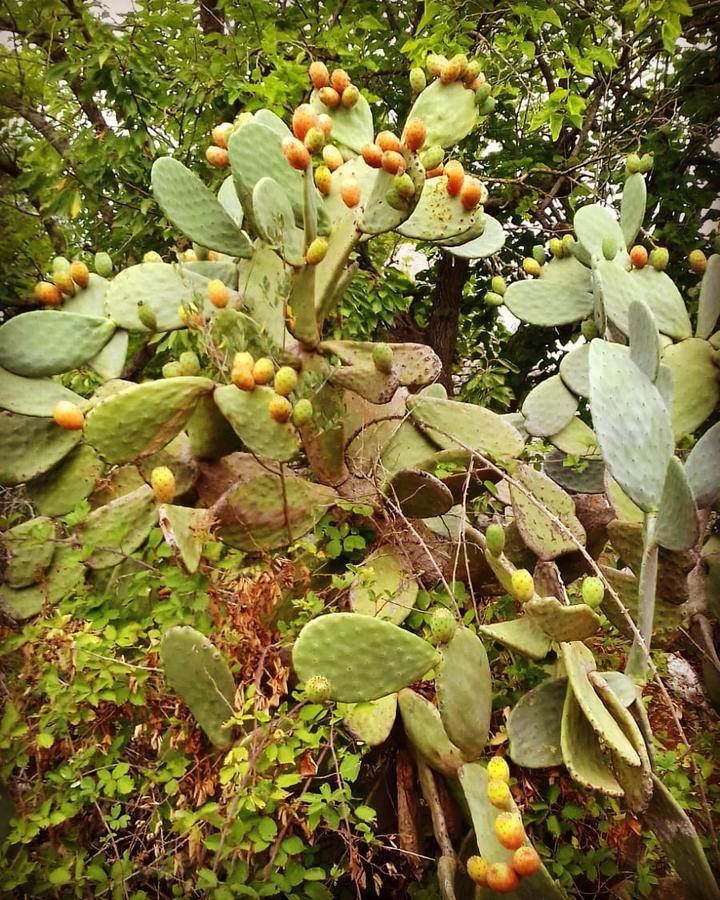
[688,249,707,274]
[233,351,254,370]
[52,401,84,430]
[490,275,506,296]
[314,165,332,196]
[234,111,254,128]
[463,59,482,84]
[303,125,326,155]
[252,357,275,385]
[162,361,182,378]
[150,466,175,503]
[94,251,113,277]
[137,302,157,331]
[274,366,298,397]
[466,856,488,886]
[207,279,229,308]
[409,67,426,93]
[426,54,447,77]
[34,281,63,306]
[292,398,314,426]
[487,756,510,783]
[561,234,575,253]
[269,393,292,423]
[484,291,504,307]
[306,237,329,265]
[548,237,564,259]
[494,812,525,850]
[70,260,90,288]
[53,271,76,296]
[52,256,71,273]
[211,121,234,149]
[179,351,200,376]
[639,152,654,173]
[487,778,512,809]
[184,249,198,262]
[511,568,534,603]
[304,674,331,702]
[207,250,220,261]
[522,258,541,277]
[626,152,642,174]
[231,366,255,391]
[322,144,344,171]
[341,85,360,108]
[143,250,163,263]
[420,145,444,171]
[427,607,457,645]
[649,247,669,271]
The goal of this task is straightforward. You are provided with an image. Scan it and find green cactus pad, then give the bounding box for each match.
[459,762,568,899]
[61,273,109,316]
[0,546,84,621]
[0,366,89,417]
[510,464,586,560]
[443,213,505,258]
[397,176,483,242]
[77,484,157,569]
[321,340,442,389]
[0,411,82,485]
[561,684,623,796]
[478,618,553,660]
[379,419,437,477]
[558,344,591,397]
[620,173,646,249]
[654,456,699,552]
[398,688,465,777]
[90,329,129,381]
[85,377,213,464]
[217,175,244,227]
[600,671,638,707]
[662,337,719,439]
[4,517,57,588]
[158,504,209,574]
[628,299,660,382]
[160,626,236,748]
[310,89,373,153]
[252,176,306,266]
[26,445,103,516]
[151,157,252,258]
[339,694,398,747]
[322,156,377,226]
[521,374,579,437]
[140,437,198,498]
[345,418,399,476]
[605,475,643,523]
[543,450,605,494]
[406,79,477,149]
[253,108,290,137]
[573,203,627,262]
[525,596,600,642]
[589,339,673,512]
[560,641,641,766]
[507,678,566,768]
[504,257,594,326]
[90,465,145,508]
[685,422,720,508]
[183,259,239,288]
[697,254,720,339]
[236,246,292,347]
[548,417,600,458]
[214,384,300,462]
[435,627,491,761]
[406,394,524,460]
[0,311,115,377]
[328,362,399,404]
[348,548,419,624]
[292,613,438,703]
[186,394,243,459]
[383,468,454,518]
[606,520,693,605]
[314,213,360,319]
[594,259,692,340]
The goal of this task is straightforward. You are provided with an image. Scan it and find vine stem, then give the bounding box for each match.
[626,512,658,681]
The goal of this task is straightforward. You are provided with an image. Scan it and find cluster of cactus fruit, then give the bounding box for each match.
[2,57,720,898]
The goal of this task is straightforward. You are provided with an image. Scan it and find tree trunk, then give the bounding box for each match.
[425,252,469,395]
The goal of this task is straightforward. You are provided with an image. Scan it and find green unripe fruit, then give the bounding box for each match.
[274,366,298,397]
[304,126,326,155]
[137,302,158,331]
[522,257,541,277]
[304,675,331,703]
[162,361,182,378]
[428,607,458,645]
[384,187,406,211]
[94,251,113,277]
[394,172,416,200]
[475,83,492,105]
[484,291,504,307]
[485,523,505,556]
[510,568,534,603]
[688,249,707,274]
[409,67,427,93]
[548,237,564,259]
[52,256,71,273]
[581,576,604,609]
[477,95,496,116]
[464,59,482,83]
[649,247,669,271]
[372,343,394,374]
[420,144,444,171]
[532,244,545,265]
[143,250,163,264]
[179,351,201,376]
[491,275,506,296]
[626,152,642,174]
[639,152,654,173]
[292,398,314,426]
[602,236,618,260]
[581,319,600,341]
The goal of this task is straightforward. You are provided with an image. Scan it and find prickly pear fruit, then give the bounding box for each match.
[372,343,394,374]
[70,260,90,288]
[630,245,648,268]
[232,366,255,391]
[688,249,707,274]
[466,856,488,886]
[440,56,462,84]
[393,173,416,200]
[639,152,654,173]
[478,96,496,115]
[234,111,254,129]
[306,237,329,265]
[292,398,314,426]
[233,352,254,370]
[53,271,76,297]
[304,126,326,155]
[143,250,163,263]
[341,85,360,108]
[314,165,332,195]
[467,75,485,91]
[281,137,311,171]
[317,113,333,137]
[361,143,383,168]
[548,237,564,259]
[151,466,175,503]
[269,393,292,423]
[460,176,483,210]
[252,358,274,385]
[581,576,604,609]
[274,366,298,397]
[562,234,576,253]
[137,302,158,330]
[207,279,229,309]
[427,607,457,645]
[162,361,182,378]
[52,401,84,431]
[626,153,642,174]
[475,82,492,105]
[409,67,427,94]
[489,275,506,296]
[512,846,541,877]
[179,351,201,376]
[330,68,351,93]
[602,236,618,260]
[322,144,344,171]
[487,779,512,809]
[184,249,198,262]
[581,318,599,341]
[385,188,405,211]
[317,86,341,109]
[494,812,525,851]
[485,523,505,555]
[486,862,520,893]
[403,118,426,152]
[341,178,361,208]
[484,291,504,307]
[211,121,234,149]
[207,250,219,261]
[463,59,482,84]
[522,258,541,277]
[309,60,330,90]
[377,131,402,153]
[649,247,669,271]
[292,104,319,142]
[426,54,448,77]
[420,145,444,171]
[205,146,229,168]
[444,160,464,197]
[34,281,62,306]
[425,164,444,179]
[487,756,510,784]
[532,245,545,265]
[94,252,113,277]
[510,569,534,603]
[53,256,71,272]
[381,151,406,176]
[305,674,331,703]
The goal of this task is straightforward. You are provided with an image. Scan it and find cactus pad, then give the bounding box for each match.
[4,517,57,589]
[90,329,129,381]
[574,203,627,261]
[558,344,591,397]
[444,213,505,258]
[628,299,660,382]
[292,613,438,702]
[340,694,398,747]
[310,89,373,152]
[61,273,109,316]
[160,626,236,748]
[548,417,600,457]
[543,450,605,494]
[348,548,419,624]
[510,464,586,560]
[77,484,157,569]
[620,173,646,249]
[662,337,719,439]
[321,340,442,389]
[398,177,483,242]
[525,596,600,642]
[478,618,552,660]
[217,175,244,227]
[0,311,115,377]
[328,362,399,404]
[406,79,477,149]
[696,253,720,339]
[561,684,623,796]
[0,366,89,417]
[0,411,82,485]
[26,445,103,516]
[158,505,209,574]
[507,678,566,767]
[504,257,594,326]
[383,468,454,518]
[653,455,699,552]
[685,421,720,508]
[398,688,465,777]
[521,374,579,437]
[252,176,305,266]
[213,384,300,462]
[0,546,84,621]
[435,627,491,761]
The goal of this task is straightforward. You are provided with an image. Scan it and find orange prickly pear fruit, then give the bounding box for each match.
[376,131,402,153]
[205,146,229,168]
[330,68,351,93]
[361,143,383,168]
[207,250,219,260]
[52,400,84,430]
[630,245,648,268]
[184,249,197,262]
[402,118,426,151]
[317,86,341,108]
[274,366,298,397]
[292,397,314,426]
[487,779,512,808]
[269,393,292,423]
[487,756,510,784]
[381,151,406,175]
[688,249,707,274]
[466,856,488,886]
[252,357,275,385]
[522,257,541,277]
[494,812,525,850]
[341,178,361,208]
[512,846,541,877]
[70,260,90,288]
[425,164,444,179]
[309,60,330,90]
[231,366,255,391]
[314,165,332,196]
[292,104,319,141]
[440,55,463,83]
[304,126,326,155]
[460,176,484,210]
[150,466,175,503]
[306,237,329,265]
[511,568,535,602]
[486,862,520,893]
[53,271,76,296]
[211,122,234,149]
[444,159,465,196]
[34,281,62,306]
[317,113,333,136]
[322,144,344,171]
[207,279,229,308]
[342,85,360,108]
[281,136,311,170]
